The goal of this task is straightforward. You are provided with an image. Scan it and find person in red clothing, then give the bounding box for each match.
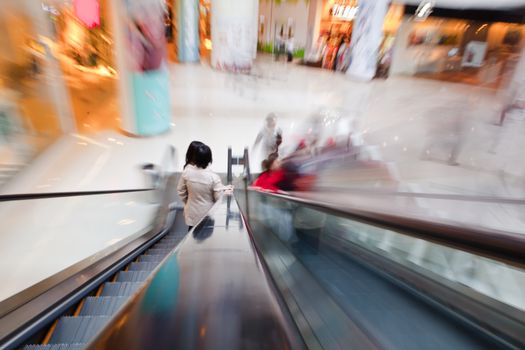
[252,153,285,192]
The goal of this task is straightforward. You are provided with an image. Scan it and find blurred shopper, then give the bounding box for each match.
[422,103,466,166]
[178,143,231,230]
[275,27,286,62]
[252,153,284,192]
[286,35,294,62]
[335,36,351,72]
[253,113,283,159]
[184,140,204,168]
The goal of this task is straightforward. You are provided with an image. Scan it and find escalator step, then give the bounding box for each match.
[151,244,175,250]
[117,271,150,282]
[23,345,84,350]
[129,261,158,271]
[49,316,109,344]
[80,297,126,316]
[101,282,141,297]
[145,248,171,255]
[138,255,164,263]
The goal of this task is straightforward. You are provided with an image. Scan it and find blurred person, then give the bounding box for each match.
[252,153,284,192]
[275,27,286,62]
[335,36,351,72]
[421,102,467,166]
[286,35,294,62]
[184,140,204,168]
[253,112,283,160]
[177,143,232,230]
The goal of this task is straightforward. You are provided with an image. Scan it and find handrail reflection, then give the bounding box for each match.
[246,188,525,267]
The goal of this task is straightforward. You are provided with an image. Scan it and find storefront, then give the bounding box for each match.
[389,7,525,88]
[0,0,73,175]
[304,0,402,74]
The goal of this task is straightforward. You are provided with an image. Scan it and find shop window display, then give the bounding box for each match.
[393,17,525,88]
[0,1,66,186]
[50,0,120,132]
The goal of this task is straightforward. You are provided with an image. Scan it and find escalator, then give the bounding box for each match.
[21,211,187,350]
[237,189,525,350]
[3,166,524,349]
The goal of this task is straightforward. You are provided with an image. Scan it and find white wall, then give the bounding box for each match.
[258,0,310,49]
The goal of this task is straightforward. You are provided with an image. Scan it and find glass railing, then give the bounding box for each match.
[237,189,525,350]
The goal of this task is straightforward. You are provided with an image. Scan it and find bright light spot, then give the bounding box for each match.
[204,39,212,50]
[394,136,399,142]
[116,142,124,146]
[77,142,88,146]
[118,219,135,225]
[382,142,387,147]
[107,138,116,142]
[403,147,408,152]
[126,201,135,206]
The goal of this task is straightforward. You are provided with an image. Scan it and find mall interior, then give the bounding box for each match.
[0,0,524,349]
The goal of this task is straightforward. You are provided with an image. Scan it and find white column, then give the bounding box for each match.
[306,0,323,53]
[346,0,389,81]
[211,0,259,72]
[177,0,200,62]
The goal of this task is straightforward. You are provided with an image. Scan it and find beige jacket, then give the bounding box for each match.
[177,165,224,226]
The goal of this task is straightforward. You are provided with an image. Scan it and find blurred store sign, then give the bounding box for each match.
[332,4,359,21]
[74,0,100,29]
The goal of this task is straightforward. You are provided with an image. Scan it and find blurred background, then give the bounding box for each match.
[1,0,525,349]
[1,0,523,229]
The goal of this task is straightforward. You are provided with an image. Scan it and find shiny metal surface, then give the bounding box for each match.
[238,189,525,349]
[257,190,525,267]
[88,195,304,350]
[0,169,179,348]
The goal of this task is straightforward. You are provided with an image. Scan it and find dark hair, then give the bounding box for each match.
[184,141,204,168]
[261,153,279,172]
[194,144,213,169]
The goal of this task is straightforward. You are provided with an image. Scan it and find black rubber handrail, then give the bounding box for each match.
[249,189,525,268]
[0,188,151,202]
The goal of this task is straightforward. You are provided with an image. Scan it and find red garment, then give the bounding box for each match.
[253,170,285,192]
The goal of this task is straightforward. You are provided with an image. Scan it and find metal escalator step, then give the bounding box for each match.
[23,344,84,350]
[49,316,109,344]
[145,248,171,255]
[129,261,158,271]
[101,282,141,297]
[117,271,150,282]
[138,255,164,263]
[80,297,126,316]
[158,241,178,247]
[152,244,175,250]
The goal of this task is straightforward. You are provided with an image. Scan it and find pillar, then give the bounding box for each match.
[177,0,200,62]
[211,0,259,72]
[346,0,389,81]
[306,0,323,54]
[109,0,171,136]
